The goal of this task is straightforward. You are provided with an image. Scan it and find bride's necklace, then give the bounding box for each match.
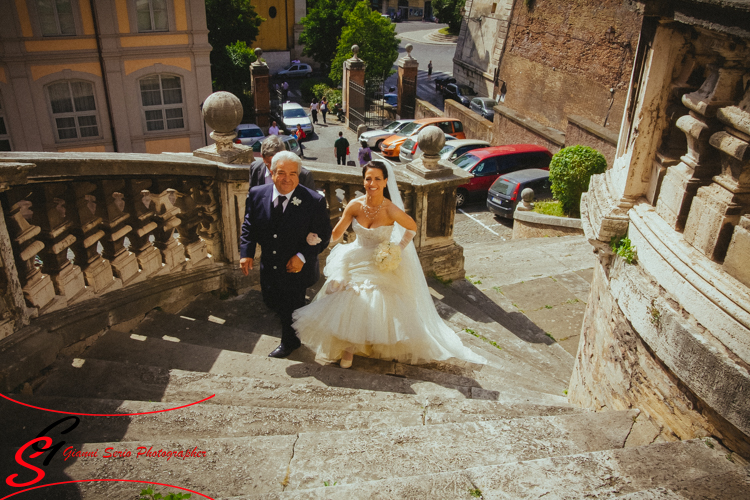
[362,197,384,220]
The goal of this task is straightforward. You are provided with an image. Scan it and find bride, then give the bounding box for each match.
[292,161,486,368]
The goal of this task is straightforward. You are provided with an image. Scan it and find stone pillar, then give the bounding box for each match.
[251,48,271,130]
[98,180,141,287]
[404,126,472,280]
[656,42,746,231]
[397,44,418,119]
[193,91,254,164]
[124,180,163,279]
[683,82,750,261]
[343,45,366,124]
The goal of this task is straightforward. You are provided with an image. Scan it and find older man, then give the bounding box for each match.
[240,151,332,358]
[250,135,315,190]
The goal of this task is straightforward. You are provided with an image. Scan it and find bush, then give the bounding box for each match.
[549,145,607,217]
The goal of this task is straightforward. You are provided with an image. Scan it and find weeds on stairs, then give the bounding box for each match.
[139,488,191,500]
[469,487,483,497]
[464,328,502,350]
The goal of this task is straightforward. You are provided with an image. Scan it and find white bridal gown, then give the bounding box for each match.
[293,218,487,366]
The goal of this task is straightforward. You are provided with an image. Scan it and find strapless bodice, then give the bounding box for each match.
[352,218,393,247]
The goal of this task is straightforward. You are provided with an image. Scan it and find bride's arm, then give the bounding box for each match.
[387,203,417,231]
[331,200,358,242]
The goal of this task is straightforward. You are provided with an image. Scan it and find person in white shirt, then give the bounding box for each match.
[268,121,280,135]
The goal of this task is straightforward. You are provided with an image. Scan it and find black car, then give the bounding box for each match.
[443,83,477,107]
[435,77,456,92]
[486,169,553,218]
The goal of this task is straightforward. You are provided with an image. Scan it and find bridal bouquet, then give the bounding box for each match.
[374,241,401,272]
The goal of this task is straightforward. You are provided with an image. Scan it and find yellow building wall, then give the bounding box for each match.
[254,0,294,52]
[58,145,107,152]
[145,137,191,153]
[14,0,33,37]
[174,0,188,31]
[31,62,102,81]
[123,57,192,75]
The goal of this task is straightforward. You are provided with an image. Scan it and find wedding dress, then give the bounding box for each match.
[292,163,487,366]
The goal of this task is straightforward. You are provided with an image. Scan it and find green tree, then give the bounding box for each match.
[549,145,608,217]
[299,0,358,70]
[205,0,263,113]
[328,2,400,84]
[432,0,465,34]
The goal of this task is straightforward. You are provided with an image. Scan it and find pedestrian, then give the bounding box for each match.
[320,97,328,124]
[295,124,306,157]
[282,81,289,101]
[334,131,349,165]
[310,99,318,124]
[357,140,372,167]
[428,61,433,77]
[268,121,280,136]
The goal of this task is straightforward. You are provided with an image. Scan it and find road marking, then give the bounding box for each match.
[458,208,500,236]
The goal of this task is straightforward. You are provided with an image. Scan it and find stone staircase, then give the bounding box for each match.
[1,283,748,499]
[424,30,459,44]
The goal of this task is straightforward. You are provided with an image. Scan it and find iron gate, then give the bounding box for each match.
[348,77,390,132]
[401,75,417,119]
[270,85,284,127]
[349,81,366,132]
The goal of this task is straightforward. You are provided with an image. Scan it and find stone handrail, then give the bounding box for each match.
[0,152,468,391]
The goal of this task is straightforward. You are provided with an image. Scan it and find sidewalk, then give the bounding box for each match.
[300,117,361,166]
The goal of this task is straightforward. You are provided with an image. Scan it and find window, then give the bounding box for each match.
[37,0,75,36]
[47,81,99,141]
[474,159,498,176]
[140,75,185,132]
[0,95,11,151]
[136,0,168,32]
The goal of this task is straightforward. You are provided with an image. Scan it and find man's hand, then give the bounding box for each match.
[240,257,253,276]
[286,254,304,274]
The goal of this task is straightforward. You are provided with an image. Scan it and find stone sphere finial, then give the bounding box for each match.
[517,187,536,211]
[521,188,535,203]
[405,44,414,58]
[417,125,445,157]
[254,47,263,59]
[202,92,243,133]
[352,45,360,59]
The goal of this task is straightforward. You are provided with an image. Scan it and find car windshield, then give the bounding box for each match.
[399,122,422,136]
[283,108,308,119]
[458,85,477,96]
[237,128,263,138]
[383,121,403,132]
[439,144,456,156]
[490,178,516,196]
[285,138,298,149]
[482,99,497,107]
[453,153,480,170]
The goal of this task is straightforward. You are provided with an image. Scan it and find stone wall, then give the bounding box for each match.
[415,99,443,120]
[493,105,564,152]
[565,115,619,167]
[512,211,583,239]
[443,100,494,144]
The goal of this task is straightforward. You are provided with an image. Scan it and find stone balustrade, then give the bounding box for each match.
[0,151,467,392]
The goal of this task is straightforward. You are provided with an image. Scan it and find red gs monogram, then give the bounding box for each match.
[5,436,53,488]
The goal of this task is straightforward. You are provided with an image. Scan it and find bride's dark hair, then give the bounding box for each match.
[362,161,391,200]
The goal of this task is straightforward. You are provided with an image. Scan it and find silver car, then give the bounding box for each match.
[359,119,413,149]
[399,132,457,162]
[277,63,313,78]
[469,97,497,121]
[251,135,301,156]
[234,124,265,147]
[281,102,314,136]
[438,139,491,162]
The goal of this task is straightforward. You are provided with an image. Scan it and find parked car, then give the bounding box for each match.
[443,83,478,107]
[379,118,466,158]
[452,144,553,208]
[486,169,553,218]
[233,124,265,147]
[399,133,456,162]
[435,77,456,92]
[470,97,497,121]
[438,139,491,162]
[359,119,413,149]
[277,63,313,78]
[281,102,314,136]
[251,134,301,156]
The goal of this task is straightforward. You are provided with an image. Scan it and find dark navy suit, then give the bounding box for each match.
[240,183,331,347]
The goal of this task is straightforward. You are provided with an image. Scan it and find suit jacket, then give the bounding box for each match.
[240,183,332,290]
[249,159,316,191]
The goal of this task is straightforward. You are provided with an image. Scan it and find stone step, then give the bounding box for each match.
[276,438,747,500]
[34,357,573,414]
[0,411,638,499]
[128,309,570,398]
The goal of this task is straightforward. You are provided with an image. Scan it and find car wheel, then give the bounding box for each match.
[455,189,468,208]
[375,139,384,150]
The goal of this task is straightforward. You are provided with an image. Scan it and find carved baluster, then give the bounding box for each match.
[194,179,223,262]
[97,180,141,286]
[68,182,121,294]
[174,179,210,267]
[684,82,750,261]
[656,39,746,231]
[152,186,187,273]
[324,182,344,227]
[125,180,163,278]
[4,199,57,312]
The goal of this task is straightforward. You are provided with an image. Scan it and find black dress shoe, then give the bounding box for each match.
[268,344,299,358]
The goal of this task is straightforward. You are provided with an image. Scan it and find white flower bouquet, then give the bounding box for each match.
[374,241,401,272]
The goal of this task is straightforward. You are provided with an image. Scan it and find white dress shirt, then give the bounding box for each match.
[272,184,306,264]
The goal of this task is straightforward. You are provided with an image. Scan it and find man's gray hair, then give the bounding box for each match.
[270,151,302,174]
[260,135,286,158]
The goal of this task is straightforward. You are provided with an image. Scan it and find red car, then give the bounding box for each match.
[451,144,553,207]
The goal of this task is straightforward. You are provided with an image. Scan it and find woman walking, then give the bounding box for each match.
[320,97,328,124]
[310,100,318,124]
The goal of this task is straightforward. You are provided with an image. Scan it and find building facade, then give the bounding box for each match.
[251,0,307,72]
[0,0,213,153]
